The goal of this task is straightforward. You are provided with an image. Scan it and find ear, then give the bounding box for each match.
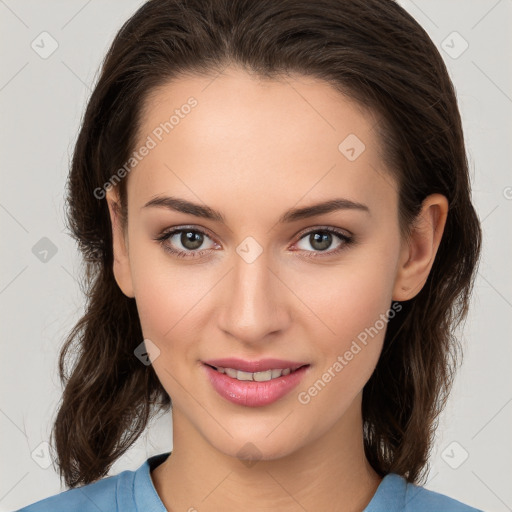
[392,193,448,301]
[105,187,135,298]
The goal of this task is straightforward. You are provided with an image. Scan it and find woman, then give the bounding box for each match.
[16,0,484,510]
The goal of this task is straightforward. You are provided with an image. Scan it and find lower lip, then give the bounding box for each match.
[202,364,309,407]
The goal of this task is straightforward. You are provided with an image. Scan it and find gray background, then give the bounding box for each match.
[1,1,511,511]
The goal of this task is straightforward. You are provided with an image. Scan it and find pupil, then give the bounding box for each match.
[182,231,203,250]
[311,232,331,251]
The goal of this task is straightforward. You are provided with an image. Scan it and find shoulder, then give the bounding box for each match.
[14,469,133,512]
[14,452,171,512]
[403,476,484,512]
[366,473,484,512]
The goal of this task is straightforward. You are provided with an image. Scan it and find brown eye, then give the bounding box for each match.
[308,232,334,252]
[294,228,353,256]
[156,227,218,259]
[178,230,205,251]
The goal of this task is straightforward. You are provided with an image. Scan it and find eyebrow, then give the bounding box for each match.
[142,195,370,223]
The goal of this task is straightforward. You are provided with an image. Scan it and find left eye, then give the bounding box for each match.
[294,228,351,253]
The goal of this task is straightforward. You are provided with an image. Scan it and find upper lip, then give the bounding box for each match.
[203,358,309,373]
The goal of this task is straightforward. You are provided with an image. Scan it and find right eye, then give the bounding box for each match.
[155,226,219,259]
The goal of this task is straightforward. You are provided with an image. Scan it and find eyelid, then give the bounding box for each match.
[293,224,353,240]
[158,224,217,240]
[157,225,220,248]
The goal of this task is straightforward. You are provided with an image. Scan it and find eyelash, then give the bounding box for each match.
[154,226,355,260]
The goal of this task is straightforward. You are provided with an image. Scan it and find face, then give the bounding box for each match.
[106,66,445,462]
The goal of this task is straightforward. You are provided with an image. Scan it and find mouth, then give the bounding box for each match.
[201,358,311,407]
[203,363,308,382]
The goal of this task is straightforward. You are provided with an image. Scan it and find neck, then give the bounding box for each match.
[151,395,382,512]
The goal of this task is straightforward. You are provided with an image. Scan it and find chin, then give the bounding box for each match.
[208,430,303,464]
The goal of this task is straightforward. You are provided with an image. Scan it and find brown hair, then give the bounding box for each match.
[52,0,482,488]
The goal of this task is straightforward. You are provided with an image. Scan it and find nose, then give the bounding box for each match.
[217,248,290,346]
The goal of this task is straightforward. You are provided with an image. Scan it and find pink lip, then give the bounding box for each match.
[201,359,310,407]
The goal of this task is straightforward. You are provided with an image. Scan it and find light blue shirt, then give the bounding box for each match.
[15,451,484,511]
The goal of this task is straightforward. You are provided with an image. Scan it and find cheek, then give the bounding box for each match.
[130,261,209,396]
[294,270,395,418]
[128,226,193,324]
[293,247,398,350]
[133,264,208,343]
[128,239,217,371]
[335,264,395,340]
[291,238,400,399]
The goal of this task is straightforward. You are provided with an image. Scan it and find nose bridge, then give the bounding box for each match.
[219,242,286,343]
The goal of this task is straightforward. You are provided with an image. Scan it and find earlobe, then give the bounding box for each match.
[105,188,135,298]
[392,193,448,302]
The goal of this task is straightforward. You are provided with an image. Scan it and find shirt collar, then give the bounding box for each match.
[131,452,405,512]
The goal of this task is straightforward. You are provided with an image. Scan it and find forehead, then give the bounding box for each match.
[128,67,397,221]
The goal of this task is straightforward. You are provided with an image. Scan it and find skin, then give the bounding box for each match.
[106,66,448,512]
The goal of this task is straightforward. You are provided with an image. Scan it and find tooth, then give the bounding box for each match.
[221,367,294,381]
[253,370,273,382]
[225,368,238,378]
[237,370,254,381]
